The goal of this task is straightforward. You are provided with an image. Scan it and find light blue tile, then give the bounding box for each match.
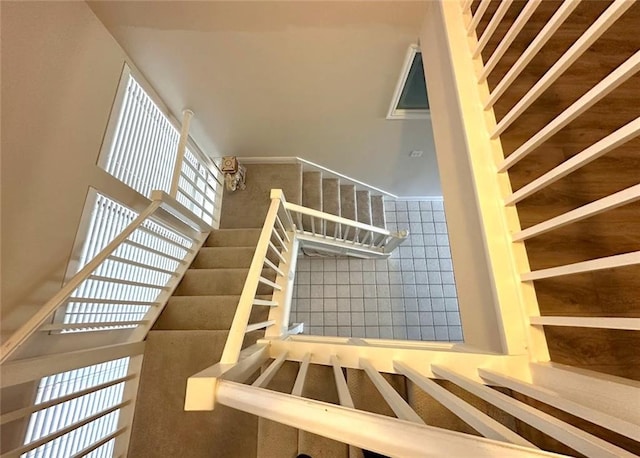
[336,259,350,271]
[446,312,461,326]
[308,326,323,335]
[401,272,416,284]
[445,298,459,311]
[435,326,449,340]
[421,326,436,340]
[438,246,452,258]
[419,312,434,326]
[365,313,378,326]
[376,272,389,284]
[433,211,446,222]
[403,284,417,298]
[443,285,457,298]
[350,271,363,284]
[435,223,448,234]
[422,222,436,234]
[362,260,375,271]
[297,272,311,284]
[404,298,418,311]
[432,201,444,211]
[350,284,364,298]
[401,259,414,271]
[377,298,391,311]
[350,298,364,311]
[413,259,427,271]
[412,246,426,258]
[432,298,446,311]
[338,313,351,326]
[377,285,390,298]
[352,327,366,338]
[419,201,432,211]
[379,327,394,339]
[396,212,409,223]
[433,312,447,326]
[388,259,401,272]
[386,200,397,211]
[390,285,404,297]
[449,326,464,341]
[408,201,420,211]
[396,201,408,211]
[349,259,363,271]
[310,260,324,272]
[364,298,377,312]
[415,272,429,284]
[442,272,456,284]
[410,234,424,246]
[420,211,434,222]
[418,298,432,311]
[406,311,419,325]
[399,246,413,259]
[426,247,439,258]
[351,312,365,326]
[393,327,408,339]
[392,312,406,325]
[409,211,421,223]
[365,327,380,338]
[378,312,392,325]
[391,298,405,311]
[311,272,323,284]
[296,298,310,311]
[363,271,376,284]
[416,285,430,298]
[336,271,350,284]
[389,272,403,284]
[436,235,450,246]
[375,260,389,271]
[297,259,311,271]
[424,234,437,246]
[364,285,377,298]
[407,326,421,340]
[337,298,351,312]
[439,259,453,271]
[338,327,352,337]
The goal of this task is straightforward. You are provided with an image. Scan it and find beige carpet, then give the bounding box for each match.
[221,163,302,229]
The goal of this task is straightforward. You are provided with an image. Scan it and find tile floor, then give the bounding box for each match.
[289,199,464,342]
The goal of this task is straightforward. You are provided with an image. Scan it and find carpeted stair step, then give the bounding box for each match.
[322,178,341,237]
[370,195,386,230]
[219,163,303,229]
[128,329,264,458]
[257,361,300,458]
[174,268,277,296]
[355,190,372,226]
[153,295,272,331]
[205,228,262,247]
[191,246,256,269]
[339,184,357,221]
[298,364,349,458]
[302,172,322,232]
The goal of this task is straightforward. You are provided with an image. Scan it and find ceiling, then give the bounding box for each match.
[88,1,440,196]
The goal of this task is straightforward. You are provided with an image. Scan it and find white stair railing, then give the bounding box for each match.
[285,201,408,258]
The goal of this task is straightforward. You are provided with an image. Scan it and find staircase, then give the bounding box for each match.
[301,171,387,233]
[128,229,271,457]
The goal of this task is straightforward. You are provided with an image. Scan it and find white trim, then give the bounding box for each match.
[236,156,399,199]
[389,196,444,201]
[386,44,431,120]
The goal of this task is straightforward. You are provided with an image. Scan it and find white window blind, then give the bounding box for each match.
[23,358,130,458]
[102,72,179,198]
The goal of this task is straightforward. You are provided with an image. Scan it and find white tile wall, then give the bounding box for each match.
[290,199,464,342]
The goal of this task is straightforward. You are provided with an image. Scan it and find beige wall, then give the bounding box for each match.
[419,3,503,353]
[0,1,136,333]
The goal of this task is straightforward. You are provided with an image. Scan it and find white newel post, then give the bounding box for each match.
[170,109,194,198]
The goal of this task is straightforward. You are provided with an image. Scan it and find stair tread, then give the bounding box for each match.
[370,195,386,229]
[191,246,256,269]
[339,184,357,221]
[175,268,277,296]
[355,190,372,226]
[205,229,262,247]
[346,368,407,418]
[154,295,271,331]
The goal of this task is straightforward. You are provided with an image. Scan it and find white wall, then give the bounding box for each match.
[0,1,141,333]
[419,3,503,353]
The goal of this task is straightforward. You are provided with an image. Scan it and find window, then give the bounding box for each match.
[387,44,431,120]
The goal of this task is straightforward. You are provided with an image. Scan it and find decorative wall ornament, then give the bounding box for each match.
[221,156,247,192]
